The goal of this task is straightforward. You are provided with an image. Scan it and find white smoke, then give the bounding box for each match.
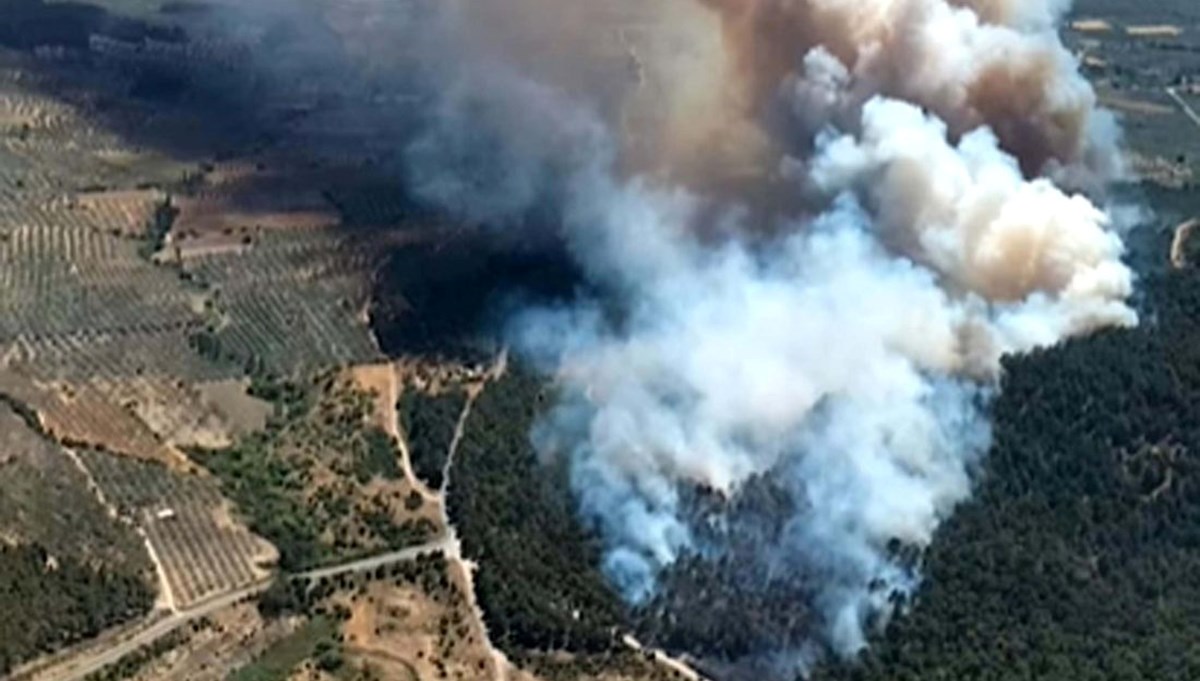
[707,0,1125,189]
[510,98,1133,657]
[810,97,1136,368]
[399,0,1138,668]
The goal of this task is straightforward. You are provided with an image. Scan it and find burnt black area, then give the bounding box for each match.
[370,233,584,361]
[127,68,189,102]
[0,0,420,161]
[0,0,185,51]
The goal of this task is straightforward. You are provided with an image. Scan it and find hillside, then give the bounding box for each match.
[809,267,1200,681]
[0,405,155,676]
[2,0,1200,680]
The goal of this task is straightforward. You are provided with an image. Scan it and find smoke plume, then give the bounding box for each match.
[399,0,1136,673]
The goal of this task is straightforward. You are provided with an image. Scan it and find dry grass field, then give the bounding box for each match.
[337,564,497,681]
[0,369,180,464]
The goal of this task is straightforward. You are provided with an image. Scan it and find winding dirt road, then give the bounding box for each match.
[18,352,705,681]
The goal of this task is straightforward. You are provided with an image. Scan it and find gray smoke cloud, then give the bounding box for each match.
[397,0,1137,671]
[53,0,1133,663]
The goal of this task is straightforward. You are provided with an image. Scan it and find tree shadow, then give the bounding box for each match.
[0,0,583,358]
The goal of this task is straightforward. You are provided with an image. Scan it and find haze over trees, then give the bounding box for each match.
[811,267,1200,681]
[418,237,1200,680]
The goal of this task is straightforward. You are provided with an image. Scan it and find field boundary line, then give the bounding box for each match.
[1167,87,1200,129]
[60,447,180,613]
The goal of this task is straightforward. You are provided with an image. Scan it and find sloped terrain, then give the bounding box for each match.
[0,405,155,676]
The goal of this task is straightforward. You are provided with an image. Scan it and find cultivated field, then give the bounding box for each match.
[0,405,150,573]
[0,20,416,389]
[1068,0,1200,175]
[78,449,275,610]
[180,229,385,376]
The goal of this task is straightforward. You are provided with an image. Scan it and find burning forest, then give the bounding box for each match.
[392,0,1138,676]
[360,0,1145,677]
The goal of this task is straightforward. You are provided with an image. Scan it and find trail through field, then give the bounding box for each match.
[369,354,511,680]
[433,350,513,681]
[622,635,707,681]
[60,446,179,613]
[430,349,708,681]
[381,363,440,502]
[1167,87,1200,130]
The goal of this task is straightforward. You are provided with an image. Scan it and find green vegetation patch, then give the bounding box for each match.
[448,366,624,655]
[398,387,467,490]
[193,374,434,571]
[138,196,178,259]
[359,428,402,483]
[813,271,1200,680]
[84,624,200,681]
[0,403,155,675]
[0,545,154,676]
[0,404,150,572]
[229,616,339,681]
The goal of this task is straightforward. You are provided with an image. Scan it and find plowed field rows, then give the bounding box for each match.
[80,449,273,609]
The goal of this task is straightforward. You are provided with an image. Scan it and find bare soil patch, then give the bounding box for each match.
[338,576,496,681]
[195,379,272,435]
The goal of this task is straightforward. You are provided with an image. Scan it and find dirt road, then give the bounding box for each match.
[13,539,455,681]
[1167,87,1200,129]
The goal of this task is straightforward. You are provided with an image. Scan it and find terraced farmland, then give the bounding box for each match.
[0,404,151,572]
[0,404,156,675]
[0,52,188,193]
[79,449,274,610]
[71,188,167,237]
[0,225,201,345]
[0,52,229,385]
[0,43,404,390]
[183,228,386,375]
[0,15,460,672]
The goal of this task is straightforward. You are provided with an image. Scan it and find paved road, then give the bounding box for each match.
[11,584,265,681]
[294,538,452,582]
[12,539,453,681]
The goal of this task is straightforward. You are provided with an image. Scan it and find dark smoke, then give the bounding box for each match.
[5,0,1138,676]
